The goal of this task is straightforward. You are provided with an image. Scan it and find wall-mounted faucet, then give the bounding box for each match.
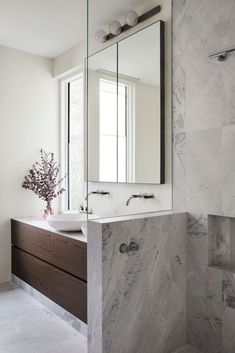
[126,193,155,206]
[85,189,110,201]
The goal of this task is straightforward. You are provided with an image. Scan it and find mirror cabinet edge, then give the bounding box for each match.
[86,19,166,185]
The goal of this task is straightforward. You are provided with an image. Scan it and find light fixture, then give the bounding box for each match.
[208,47,235,61]
[125,10,138,27]
[95,29,107,43]
[94,5,161,42]
[109,21,122,36]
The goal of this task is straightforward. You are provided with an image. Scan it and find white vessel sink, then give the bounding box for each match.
[47,214,88,232]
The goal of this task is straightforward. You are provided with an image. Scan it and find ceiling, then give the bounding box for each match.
[0,0,86,58]
[0,0,155,59]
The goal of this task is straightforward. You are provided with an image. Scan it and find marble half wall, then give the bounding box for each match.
[88,212,187,353]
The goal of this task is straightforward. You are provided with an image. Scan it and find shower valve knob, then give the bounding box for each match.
[119,242,139,253]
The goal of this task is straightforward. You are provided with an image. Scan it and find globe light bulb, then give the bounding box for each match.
[109,21,122,35]
[95,29,107,43]
[125,10,138,27]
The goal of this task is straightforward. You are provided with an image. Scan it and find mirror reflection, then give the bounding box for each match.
[87,21,165,184]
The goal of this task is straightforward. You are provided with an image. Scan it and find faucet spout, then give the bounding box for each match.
[85,189,110,201]
[126,193,142,206]
[126,192,155,206]
[85,192,93,201]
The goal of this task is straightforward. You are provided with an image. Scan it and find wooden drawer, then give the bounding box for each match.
[50,234,87,281]
[11,220,51,262]
[12,247,87,323]
[11,219,87,281]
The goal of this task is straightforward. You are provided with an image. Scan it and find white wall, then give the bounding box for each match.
[0,45,59,283]
[135,82,160,183]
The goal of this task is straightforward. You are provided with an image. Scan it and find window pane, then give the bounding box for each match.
[99,79,117,135]
[118,136,126,182]
[69,77,85,210]
[99,135,117,182]
[118,84,126,137]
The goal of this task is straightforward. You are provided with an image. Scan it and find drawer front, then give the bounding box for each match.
[11,220,87,281]
[12,246,51,297]
[11,220,51,262]
[50,266,87,323]
[50,235,87,281]
[12,247,87,323]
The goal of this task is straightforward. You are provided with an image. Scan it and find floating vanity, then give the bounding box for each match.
[11,218,87,323]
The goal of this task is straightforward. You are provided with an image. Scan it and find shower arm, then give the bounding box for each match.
[208,47,235,61]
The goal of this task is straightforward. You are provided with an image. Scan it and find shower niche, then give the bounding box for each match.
[208,214,235,271]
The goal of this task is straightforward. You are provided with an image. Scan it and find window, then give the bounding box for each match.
[99,78,129,182]
[61,73,85,211]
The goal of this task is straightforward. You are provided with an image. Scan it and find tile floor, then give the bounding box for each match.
[173,345,204,353]
[0,282,87,353]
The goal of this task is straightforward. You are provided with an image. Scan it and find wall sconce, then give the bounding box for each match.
[95,5,161,43]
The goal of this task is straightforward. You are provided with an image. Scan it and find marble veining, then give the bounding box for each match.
[88,212,187,353]
[173,0,235,352]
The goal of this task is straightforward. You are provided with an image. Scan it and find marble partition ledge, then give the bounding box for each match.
[88,212,187,353]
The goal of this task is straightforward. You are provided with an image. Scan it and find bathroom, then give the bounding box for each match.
[0,0,235,352]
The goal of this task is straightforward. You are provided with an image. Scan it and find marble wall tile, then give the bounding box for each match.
[184,0,235,53]
[185,59,226,132]
[206,267,223,353]
[222,271,235,309]
[172,0,235,352]
[207,267,222,304]
[222,126,235,216]
[173,132,186,212]
[187,294,207,352]
[222,307,235,353]
[185,129,223,214]
[172,0,186,57]
[206,298,223,353]
[222,59,235,127]
[88,213,187,353]
[173,56,185,133]
[187,214,208,297]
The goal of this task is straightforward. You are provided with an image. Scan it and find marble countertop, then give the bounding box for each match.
[12,217,87,244]
[89,209,180,224]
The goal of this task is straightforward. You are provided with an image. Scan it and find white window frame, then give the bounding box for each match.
[97,73,134,183]
[60,70,84,212]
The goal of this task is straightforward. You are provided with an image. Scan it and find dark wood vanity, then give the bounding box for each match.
[11,218,87,323]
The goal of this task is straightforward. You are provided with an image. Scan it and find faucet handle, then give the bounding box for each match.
[143,193,155,199]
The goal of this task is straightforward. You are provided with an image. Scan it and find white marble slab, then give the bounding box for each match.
[88,212,187,353]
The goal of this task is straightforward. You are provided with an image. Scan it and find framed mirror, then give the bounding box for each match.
[87,20,165,184]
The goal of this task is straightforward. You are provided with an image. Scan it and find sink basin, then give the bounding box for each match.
[47,214,88,232]
[47,213,99,233]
